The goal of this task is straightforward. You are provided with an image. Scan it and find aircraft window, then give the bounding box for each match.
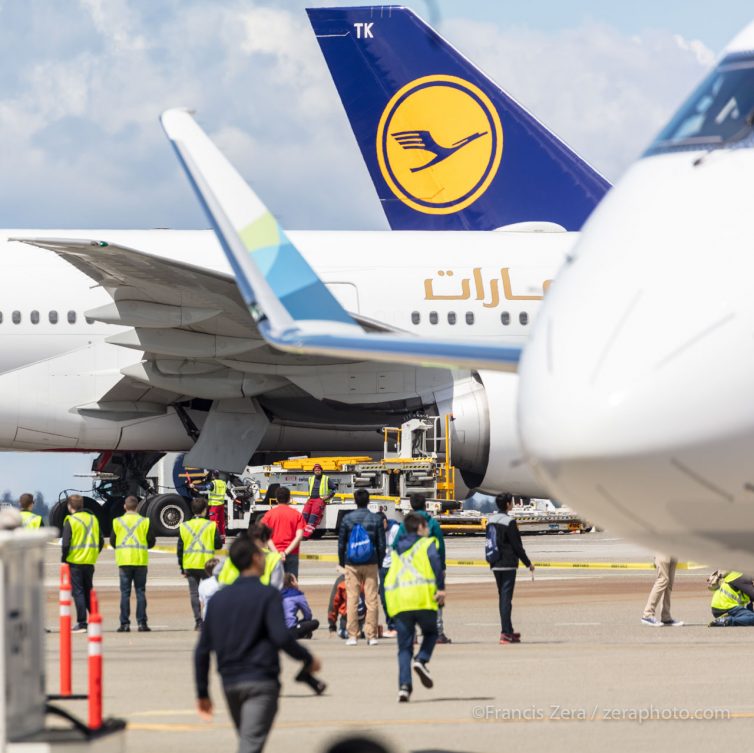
[519,312,529,325]
[429,311,438,325]
[647,57,754,154]
[465,312,475,325]
[447,312,456,325]
[501,311,510,326]
[85,316,94,324]
[411,311,420,325]
[67,310,76,324]
[30,310,39,324]
[49,311,58,324]
[0,312,3,324]
[12,311,20,324]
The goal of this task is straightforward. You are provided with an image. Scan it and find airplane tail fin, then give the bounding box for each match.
[307,6,610,231]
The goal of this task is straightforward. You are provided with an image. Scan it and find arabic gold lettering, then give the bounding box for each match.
[483,278,500,308]
[501,268,545,301]
[423,270,472,300]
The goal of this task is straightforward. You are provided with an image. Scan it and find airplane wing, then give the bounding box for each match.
[160,108,521,374]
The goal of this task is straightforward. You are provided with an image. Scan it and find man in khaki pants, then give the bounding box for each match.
[337,489,386,646]
[641,554,683,626]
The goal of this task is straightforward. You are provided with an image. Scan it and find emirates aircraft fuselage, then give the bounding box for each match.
[1,228,572,454]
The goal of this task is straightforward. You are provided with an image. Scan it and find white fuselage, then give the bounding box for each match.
[519,143,754,571]
[1,228,572,453]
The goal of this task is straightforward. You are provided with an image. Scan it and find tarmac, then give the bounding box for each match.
[43,532,754,752]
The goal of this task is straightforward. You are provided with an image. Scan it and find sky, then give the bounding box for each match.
[0,0,751,503]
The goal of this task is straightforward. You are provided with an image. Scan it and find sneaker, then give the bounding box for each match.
[709,617,728,627]
[398,685,411,703]
[412,660,433,688]
[499,632,517,644]
[640,616,663,626]
[367,638,380,646]
[116,624,130,633]
[435,633,453,644]
[71,623,88,633]
[138,624,151,632]
[662,619,684,627]
[345,637,358,646]
[383,629,398,638]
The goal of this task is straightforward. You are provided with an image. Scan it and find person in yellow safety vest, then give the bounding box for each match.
[384,512,445,703]
[61,495,104,633]
[302,463,337,540]
[177,498,223,630]
[190,470,228,541]
[18,492,42,529]
[709,571,754,626]
[110,496,156,633]
[217,523,284,590]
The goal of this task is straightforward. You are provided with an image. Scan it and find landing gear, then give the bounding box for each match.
[53,451,192,537]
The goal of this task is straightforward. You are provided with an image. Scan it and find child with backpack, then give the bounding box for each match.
[282,573,320,638]
[327,574,367,639]
[337,489,385,646]
[485,493,534,644]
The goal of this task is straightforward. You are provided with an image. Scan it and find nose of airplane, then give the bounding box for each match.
[518,151,754,570]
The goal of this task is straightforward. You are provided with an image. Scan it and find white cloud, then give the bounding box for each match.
[443,18,714,181]
[0,2,717,231]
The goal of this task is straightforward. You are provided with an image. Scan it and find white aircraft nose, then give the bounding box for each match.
[519,152,754,571]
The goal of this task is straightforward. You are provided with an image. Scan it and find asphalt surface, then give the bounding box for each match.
[42,533,754,752]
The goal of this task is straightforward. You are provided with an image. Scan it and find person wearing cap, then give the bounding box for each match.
[302,463,337,539]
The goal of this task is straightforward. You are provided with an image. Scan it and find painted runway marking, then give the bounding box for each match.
[127,710,754,733]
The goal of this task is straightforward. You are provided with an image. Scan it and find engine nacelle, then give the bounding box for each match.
[436,371,549,497]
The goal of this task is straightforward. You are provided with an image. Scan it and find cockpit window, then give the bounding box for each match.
[646,55,754,156]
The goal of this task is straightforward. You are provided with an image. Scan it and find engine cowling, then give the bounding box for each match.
[436,371,550,497]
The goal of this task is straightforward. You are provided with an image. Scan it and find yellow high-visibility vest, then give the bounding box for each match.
[308,475,330,499]
[20,511,42,529]
[217,548,282,587]
[180,518,217,570]
[207,479,227,507]
[112,513,150,567]
[384,537,438,617]
[65,512,101,565]
[711,571,751,612]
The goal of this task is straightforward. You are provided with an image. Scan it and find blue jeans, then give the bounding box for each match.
[119,566,148,626]
[379,567,395,630]
[394,610,438,689]
[725,606,754,626]
[493,569,517,634]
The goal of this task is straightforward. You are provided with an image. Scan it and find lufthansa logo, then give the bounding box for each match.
[376,75,503,215]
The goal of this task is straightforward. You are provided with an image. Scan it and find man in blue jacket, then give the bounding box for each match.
[338,489,386,646]
[393,494,451,643]
[195,537,322,753]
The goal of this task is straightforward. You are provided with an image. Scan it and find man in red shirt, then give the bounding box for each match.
[261,487,305,577]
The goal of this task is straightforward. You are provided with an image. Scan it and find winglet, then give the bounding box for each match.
[160,108,355,330]
[160,108,521,373]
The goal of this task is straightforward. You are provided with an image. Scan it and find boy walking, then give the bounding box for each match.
[385,512,445,702]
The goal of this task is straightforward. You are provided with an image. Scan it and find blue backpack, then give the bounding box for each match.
[484,523,501,565]
[347,522,375,564]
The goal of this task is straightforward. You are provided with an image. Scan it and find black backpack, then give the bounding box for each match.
[484,523,501,565]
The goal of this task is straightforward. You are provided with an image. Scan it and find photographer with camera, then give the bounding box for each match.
[195,536,323,752]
